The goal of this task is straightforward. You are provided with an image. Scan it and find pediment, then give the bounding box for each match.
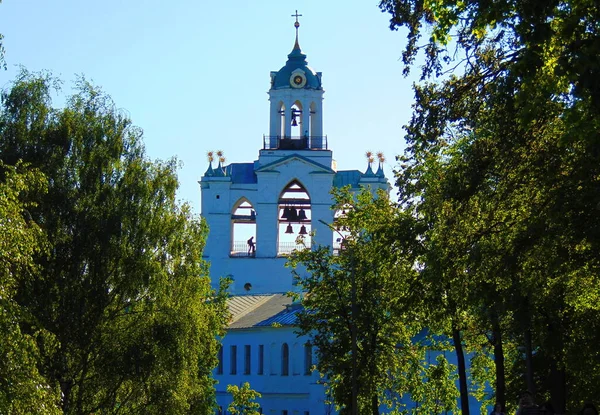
[255,154,335,174]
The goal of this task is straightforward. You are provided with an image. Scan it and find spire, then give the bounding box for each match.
[291,10,303,51]
[364,152,375,176]
[204,151,214,177]
[376,152,385,177]
[204,163,214,177]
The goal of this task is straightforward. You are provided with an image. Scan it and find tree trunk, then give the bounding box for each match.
[371,393,379,415]
[452,324,470,415]
[547,314,566,413]
[492,315,506,411]
[549,360,566,413]
[522,297,536,397]
[524,327,536,396]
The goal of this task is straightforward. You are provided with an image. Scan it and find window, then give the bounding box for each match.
[258,344,264,375]
[281,343,289,376]
[304,343,313,375]
[230,345,237,375]
[244,345,251,375]
[282,411,288,415]
[278,181,311,255]
[231,199,257,257]
[217,345,223,375]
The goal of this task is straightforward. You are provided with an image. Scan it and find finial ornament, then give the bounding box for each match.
[291,10,302,48]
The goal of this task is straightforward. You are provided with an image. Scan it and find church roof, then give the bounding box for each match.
[333,170,363,188]
[228,294,299,329]
[223,162,257,184]
[271,37,321,90]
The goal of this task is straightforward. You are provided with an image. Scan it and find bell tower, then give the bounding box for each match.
[200,12,388,295]
[266,11,325,150]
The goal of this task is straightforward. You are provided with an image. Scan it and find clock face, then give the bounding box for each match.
[290,73,306,88]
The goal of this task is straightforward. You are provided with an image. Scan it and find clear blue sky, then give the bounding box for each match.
[0,0,417,213]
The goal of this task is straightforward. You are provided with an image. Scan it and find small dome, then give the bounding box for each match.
[271,42,321,90]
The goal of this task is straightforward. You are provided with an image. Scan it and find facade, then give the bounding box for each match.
[200,20,388,415]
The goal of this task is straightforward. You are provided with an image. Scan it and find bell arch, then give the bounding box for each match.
[277,180,311,255]
[290,100,303,137]
[230,197,257,257]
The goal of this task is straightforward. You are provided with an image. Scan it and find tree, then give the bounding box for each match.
[378,0,600,411]
[0,70,230,414]
[0,162,61,414]
[288,187,459,415]
[226,382,261,415]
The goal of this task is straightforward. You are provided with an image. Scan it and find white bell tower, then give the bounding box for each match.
[266,12,325,150]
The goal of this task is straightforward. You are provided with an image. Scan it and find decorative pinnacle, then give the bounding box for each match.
[292,10,302,48]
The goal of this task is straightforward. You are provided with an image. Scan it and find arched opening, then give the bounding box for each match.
[304,343,313,375]
[290,100,303,138]
[278,180,311,255]
[231,198,257,257]
[281,343,289,376]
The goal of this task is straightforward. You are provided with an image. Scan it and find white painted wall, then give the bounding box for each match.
[215,327,330,415]
[202,153,336,295]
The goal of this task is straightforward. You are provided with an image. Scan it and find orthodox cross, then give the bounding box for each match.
[291,10,302,31]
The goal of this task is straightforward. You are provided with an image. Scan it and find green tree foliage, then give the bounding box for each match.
[288,187,459,415]
[378,0,600,411]
[0,70,229,414]
[226,382,261,415]
[0,162,61,414]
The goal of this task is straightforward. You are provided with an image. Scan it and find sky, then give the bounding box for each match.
[0,0,419,214]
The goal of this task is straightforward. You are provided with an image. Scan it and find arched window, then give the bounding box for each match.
[304,343,313,375]
[281,343,289,376]
[216,345,223,375]
[290,100,303,138]
[278,181,311,255]
[231,198,256,257]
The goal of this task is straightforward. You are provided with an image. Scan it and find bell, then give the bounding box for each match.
[291,113,298,127]
[299,225,308,235]
[288,208,298,222]
[297,208,307,221]
[285,224,294,234]
[281,207,290,220]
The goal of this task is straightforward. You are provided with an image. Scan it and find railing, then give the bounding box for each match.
[230,241,313,256]
[263,135,328,150]
[231,241,256,257]
[277,241,310,255]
